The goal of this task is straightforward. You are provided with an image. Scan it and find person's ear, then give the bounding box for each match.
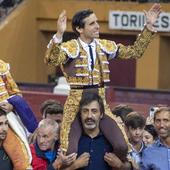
[76,27,83,34]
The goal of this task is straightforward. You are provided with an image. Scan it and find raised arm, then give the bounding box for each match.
[145,3,161,32]
[117,3,161,60]
[44,10,68,66]
[55,10,67,40]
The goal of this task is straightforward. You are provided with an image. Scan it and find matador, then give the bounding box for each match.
[45,4,161,162]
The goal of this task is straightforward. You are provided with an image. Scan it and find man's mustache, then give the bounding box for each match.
[85,118,95,123]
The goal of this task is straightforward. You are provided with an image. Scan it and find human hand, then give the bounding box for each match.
[52,150,77,169]
[56,10,67,38]
[0,102,13,113]
[144,3,161,31]
[75,152,90,169]
[146,116,154,125]
[127,154,139,170]
[104,152,123,169]
[58,149,77,166]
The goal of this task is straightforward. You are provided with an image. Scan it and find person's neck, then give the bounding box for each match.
[160,136,170,147]
[79,37,94,44]
[84,128,100,138]
[130,140,143,152]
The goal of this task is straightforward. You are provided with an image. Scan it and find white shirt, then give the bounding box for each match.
[78,38,96,71]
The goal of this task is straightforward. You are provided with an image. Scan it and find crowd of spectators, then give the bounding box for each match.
[0,0,23,19]
[0,58,169,170]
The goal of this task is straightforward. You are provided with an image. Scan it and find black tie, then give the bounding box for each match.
[88,45,94,70]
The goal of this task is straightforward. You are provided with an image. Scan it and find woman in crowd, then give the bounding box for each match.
[143,124,158,146]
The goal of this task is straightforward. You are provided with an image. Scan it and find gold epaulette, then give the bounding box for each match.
[95,39,118,55]
[61,39,80,59]
[0,60,9,75]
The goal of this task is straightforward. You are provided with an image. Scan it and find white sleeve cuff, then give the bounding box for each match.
[47,34,63,48]
[53,34,63,43]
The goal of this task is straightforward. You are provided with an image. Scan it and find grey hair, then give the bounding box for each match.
[154,106,170,121]
[38,118,59,134]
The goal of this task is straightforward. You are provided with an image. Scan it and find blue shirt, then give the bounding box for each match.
[141,139,170,170]
[78,132,113,170]
[129,141,145,166]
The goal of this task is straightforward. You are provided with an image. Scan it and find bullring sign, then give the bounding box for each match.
[109,11,170,32]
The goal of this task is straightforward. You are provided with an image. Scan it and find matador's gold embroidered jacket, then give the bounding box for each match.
[0,60,21,102]
[45,27,155,152]
[45,27,155,88]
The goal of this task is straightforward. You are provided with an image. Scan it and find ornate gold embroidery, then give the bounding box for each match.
[0,94,9,102]
[96,45,110,83]
[5,73,21,96]
[96,39,118,54]
[60,89,83,152]
[75,59,88,66]
[103,73,110,80]
[0,60,9,74]
[80,49,87,56]
[93,77,101,85]
[101,57,108,62]
[83,77,89,84]
[118,27,155,59]
[94,65,100,71]
[102,64,109,70]
[61,40,79,58]
[0,86,7,93]
[0,60,21,102]
[76,68,89,75]
[45,44,67,66]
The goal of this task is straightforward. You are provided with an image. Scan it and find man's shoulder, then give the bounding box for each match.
[61,39,79,58]
[62,39,78,46]
[0,60,10,74]
[142,142,159,156]
[95,39,118,54]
